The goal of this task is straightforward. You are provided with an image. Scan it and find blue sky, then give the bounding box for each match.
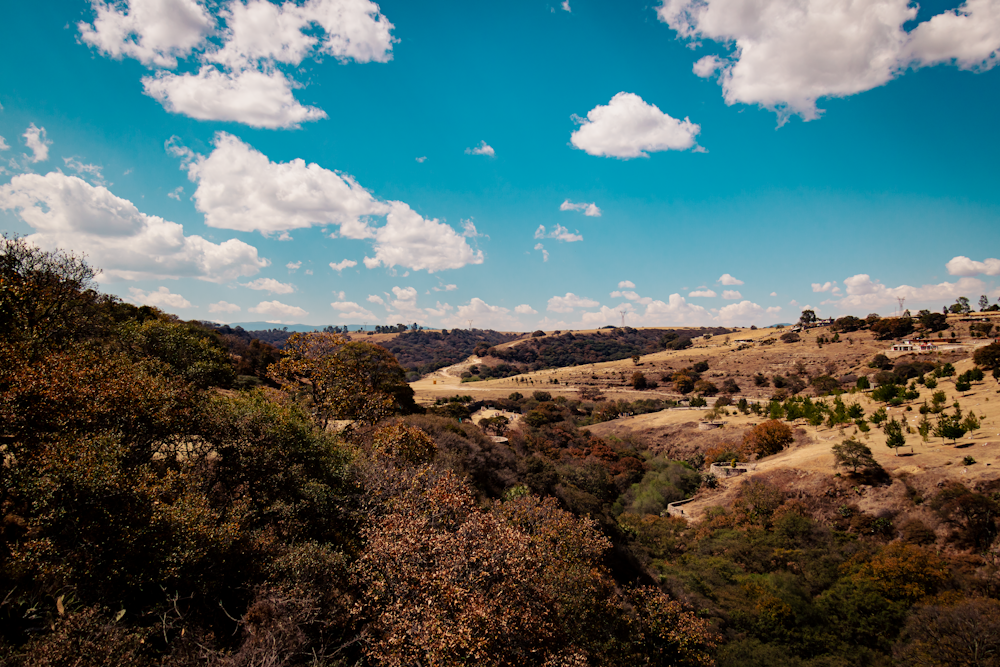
[2,0,999,330]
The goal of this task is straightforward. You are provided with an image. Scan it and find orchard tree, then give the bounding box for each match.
[934,412,968,444]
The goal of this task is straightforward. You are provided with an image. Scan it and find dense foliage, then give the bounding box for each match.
[381,328,522,379]
[487,327,730,371]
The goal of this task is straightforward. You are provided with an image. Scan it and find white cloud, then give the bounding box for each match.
[143,67,327,129]
[209,300,242,314]
[548,292,600,313]
[570,92,700,158]
[249,300,308,321]
[717,300,764,323]
[167,185,183,200]
[618,280,635,289]
[826,273,987,310]
[534,243,549,262]
[610,290,653,305]
[561,0,571,11]
[81,0,396,128]
[688,289,717,298]
[129,286,192,310]
[769,291,778,297]
[23,124,50,163]
[811,281,839,293]
[534,224,583,242]
[465,140,495,157]
[946,255,1000,276]
[722,289,742,300]
[367,294,386,306]
[0,136,9,151]
[634,294,712,326]
[559,199,602,217]
[62,157,106,185]
[331,301,376,321]
[515,304,537,315]
[243,277,295,294]
[176,132,385,236]
[364,202,485,273]
[432,283,458,292]
[286,260,302,271]
[766,306,782,314]
[78,0,213,68]
[0,171,267,282]
[718,273,744,285]
[415,156,427,163]
[329,259,358,272]
[176,134,482,273]
[658,0,1000,122]
[443,298,520,330]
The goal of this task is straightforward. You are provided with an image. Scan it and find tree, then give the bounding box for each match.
[856,375,871,390]
[896,598,1000,667]
[933,412,968,444]
[884,417,906,456]
[0,234,101,357]
[979,295,990,312]
[799,309,817,325]
[870,317,915,340]
[742,419,794,458]
[973,342,1000,371]
[479,414,510,436]
[268,333,415,428]
[918,310,948,332]
[631,371,647,390]
[833,438,879,473]
[780,331,800,343]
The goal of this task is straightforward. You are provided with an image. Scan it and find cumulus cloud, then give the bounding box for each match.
[560,199,602,217]
[415,156,427,163]
[286,260,302,271]
[609,290,653,305]
[23,124,50,163]
[946,255,1000,276]
[766,306,782,314]
[548,292,600,313]
[143,67,326,128]
[249,300,308,321]
[364,202,485,273]
[329,259,358,272]
[717,273,744,286]
[432,283,458,292]
[167,185,183,200]
[80,0,396,128]
[243,277,294,294]
[330,300,376,321]
[657,0,1000,122]
[534,243,549,262]
[534,224,583,242]
[717,300,765,323]
[129,286,192,310]
[721,289,742,300]
[570,92,700,158]
[825,273,987,310]
[0,136,9,151]
[0,171,268,282]
[688,289,717,298]
[618,280,635,289]
[561,0,571,11]
[176,134,482,273]
[515,304,538,315]
[209,300,241,314]
[443,298,520,330]
[367,294,386,306]
[770,291,778,297]
[465,140,495,157]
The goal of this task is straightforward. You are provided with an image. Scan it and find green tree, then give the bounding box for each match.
[884,417,906,456]
[799,309,817,325]
[933,412,968,444]
[980,294,991,312]
[832,438,879,473]
[973,342,1000,371]
[856,375,871,390]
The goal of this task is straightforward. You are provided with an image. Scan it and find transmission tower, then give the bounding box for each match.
[467,320,473,330]
[896,297,906,318]
[619,310,626,328]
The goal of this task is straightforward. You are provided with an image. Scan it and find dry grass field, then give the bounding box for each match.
[411,315,1000,522]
